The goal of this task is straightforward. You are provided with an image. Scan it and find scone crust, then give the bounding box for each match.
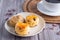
[15,22,30,36]
[26,15,39,27]
[8,15,25,27]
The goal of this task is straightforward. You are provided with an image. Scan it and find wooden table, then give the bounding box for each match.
[0,0,60,40]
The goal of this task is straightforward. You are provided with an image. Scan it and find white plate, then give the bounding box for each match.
[37,1,60,16]
[5,12,45,37]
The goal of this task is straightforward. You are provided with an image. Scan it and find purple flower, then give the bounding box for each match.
[5,13,13,16]
[56,31,60,35]
[8,10,11,12]
[12,9,16,12]
[5,18,9,21]
[49,28,54,30]
[52,24,57,27]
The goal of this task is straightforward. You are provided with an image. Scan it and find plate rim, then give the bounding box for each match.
[4,12,45,37]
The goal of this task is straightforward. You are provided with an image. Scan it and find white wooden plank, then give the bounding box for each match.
[1,0,17,40]
[2,21,15,40]
[0,20,3,40]
[15,35,38,40]
[43,24,60,40]
[15,0,25,13]
[0,0,4,40]
[38,30,45,40]
[44,24,52,40]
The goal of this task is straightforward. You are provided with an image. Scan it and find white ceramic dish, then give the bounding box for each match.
[43,0,60,13]
[37,1,60,16]
[4,12,45,37]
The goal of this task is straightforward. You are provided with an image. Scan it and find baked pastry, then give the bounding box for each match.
[8,15,25,27]
[26,14,39,27]
[15,22,30,36]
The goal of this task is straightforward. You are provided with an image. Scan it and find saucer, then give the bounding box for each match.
[37,1,60,16]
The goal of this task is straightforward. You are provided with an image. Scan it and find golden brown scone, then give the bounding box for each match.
[8,15,25,27]
[15,22,30,36]
[26,14,39,27]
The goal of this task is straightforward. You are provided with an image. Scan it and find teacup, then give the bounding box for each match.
[42,0,60,13]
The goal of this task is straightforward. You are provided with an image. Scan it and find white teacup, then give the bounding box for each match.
[42,0,60,13]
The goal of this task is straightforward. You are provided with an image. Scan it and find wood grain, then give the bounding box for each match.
[15,35,38,40]
[0,0,60,40]
[0,0,16,40]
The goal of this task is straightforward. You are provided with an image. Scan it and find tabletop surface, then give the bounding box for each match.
[0,0,60,40]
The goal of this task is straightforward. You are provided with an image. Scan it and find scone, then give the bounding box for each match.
[26,14,39,27]
[8,15,25,27]
[15,22,30,36]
